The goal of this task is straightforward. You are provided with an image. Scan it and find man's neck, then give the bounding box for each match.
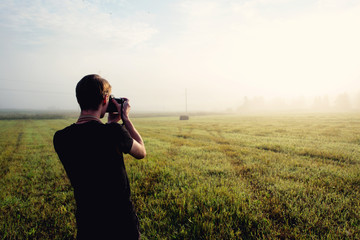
[76,110,102,124]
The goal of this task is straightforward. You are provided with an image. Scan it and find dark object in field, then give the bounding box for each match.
[180,115,189,120]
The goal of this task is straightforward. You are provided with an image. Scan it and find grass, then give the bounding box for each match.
[0,113,360,239]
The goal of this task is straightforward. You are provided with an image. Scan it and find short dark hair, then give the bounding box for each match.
[76,74,112,111]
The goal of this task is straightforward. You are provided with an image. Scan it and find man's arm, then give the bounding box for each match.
[123,118,146,159]
[108,98,146,159]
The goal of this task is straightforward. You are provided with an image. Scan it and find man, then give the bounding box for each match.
[53,74,146,239]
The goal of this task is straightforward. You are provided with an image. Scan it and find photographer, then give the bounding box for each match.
[53,74,146,239]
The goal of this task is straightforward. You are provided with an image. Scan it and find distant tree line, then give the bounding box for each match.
[0,112,77,120]
[237,92,360,112]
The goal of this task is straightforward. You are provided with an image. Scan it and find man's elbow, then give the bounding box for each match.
[130,141,146,159]
[134,149,146,159]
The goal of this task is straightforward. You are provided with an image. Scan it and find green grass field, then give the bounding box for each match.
[1,113,359,239]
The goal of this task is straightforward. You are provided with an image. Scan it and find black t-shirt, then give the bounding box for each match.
[53,121,140,239]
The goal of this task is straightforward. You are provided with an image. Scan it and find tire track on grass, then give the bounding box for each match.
[256,144,357,165]
[206,129,295,234]
[167,126,195,160]
[0,122,24,178]
[205,129,245,166]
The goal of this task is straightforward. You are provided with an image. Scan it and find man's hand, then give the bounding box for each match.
[121,98,131,122]
[107,98,129,123]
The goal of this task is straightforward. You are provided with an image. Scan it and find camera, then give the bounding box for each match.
[106,95,125,113]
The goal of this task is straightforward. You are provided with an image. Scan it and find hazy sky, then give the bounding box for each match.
[1,0,359,112]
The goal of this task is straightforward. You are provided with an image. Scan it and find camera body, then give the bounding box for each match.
[106,95,125,113]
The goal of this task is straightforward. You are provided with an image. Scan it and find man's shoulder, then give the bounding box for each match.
[53,124,78,141]
[104,122,122,130]
[55,124,75,135]
[105,122,130,135]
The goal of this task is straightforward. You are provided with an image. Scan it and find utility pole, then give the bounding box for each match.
[185,88,188,114]
[180,88,189,120]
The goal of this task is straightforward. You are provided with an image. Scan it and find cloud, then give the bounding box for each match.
[161,0,360,96]
[0,0,157,49]
[0,0,359,111]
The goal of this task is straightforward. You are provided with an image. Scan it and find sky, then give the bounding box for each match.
[0,0,359,112]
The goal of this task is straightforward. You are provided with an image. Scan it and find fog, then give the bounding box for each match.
[0,0,359,113]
